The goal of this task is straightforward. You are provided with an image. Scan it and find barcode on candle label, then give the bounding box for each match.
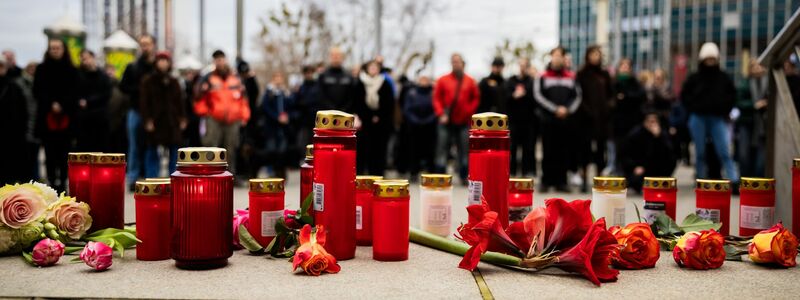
[468,180,483,205]
[261,210,283,237]
[696,208,721,223]
[740,205,774,229]
[612,207,625,227]
[427,204,451,226]
[356,206,363,230]
[313,183,324,211]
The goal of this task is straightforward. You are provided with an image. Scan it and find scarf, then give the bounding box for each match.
[359,71,384,110]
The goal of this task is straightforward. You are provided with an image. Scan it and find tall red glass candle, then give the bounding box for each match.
[468,112,510,227]
[642,177,677,223]
[356,175,383,245]
[793,159,800,237]
[171,147,233,269]
[313,110,357,260]
[300,144,314,208]
[508,178,534,223]
[88,153,126,231]
[135,180,171,261]
[739,177,776,236]
[372,180,410,261]
[695,179,731,235]
[68,152,96,202]
[248,178,285,247]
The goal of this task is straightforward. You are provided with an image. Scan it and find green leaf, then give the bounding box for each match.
[633,202,643,223]
[679,214,722,232]
[21,252,34,265]
[301,192,313,216]
[654,213,682,236]
[264,235,279,253]
[724,244,748,261]
[238,224,265,253]
[299,215,314,226]
[64,246,84,254]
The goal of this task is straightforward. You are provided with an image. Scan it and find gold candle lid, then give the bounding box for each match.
[134,180,171,196]
[305,144,314,159]
[794,158,800,168]
[696,179,731,192]
[249,178,285,193]
[315,110,355,130]
[90,153,126,164]
[68,152,101,163]
[740,177,776,191]
[510,178,534,191]
[643,177,677,189]
[593,177,627,191]
[177,147,227,166]
[421,174,452,188]
[144,177,170,182]
[470,112,508,130]
[374,180,410,198]
[356,175,384,190]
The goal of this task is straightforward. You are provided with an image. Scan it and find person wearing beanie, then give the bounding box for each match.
[477,57,507,113]
[680,42,739,184]
[140,50,186,177]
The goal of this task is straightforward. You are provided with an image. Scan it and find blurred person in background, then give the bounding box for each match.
[179,65,202,147]
[649,69,675,121]
[140,51,185,178]
[2,50,22,79]
[75,50,112,152]
[252,71,297,179]
[621,111,677,193]
[120,34,156,188]
[608,58,645,176]
[0,55,31,185]
[506,58,539,177]
[403,75,437,178]
[478,57,506,113]
[575,45,613,190]
[734,60,767,177]
[105,64,129,154]
[355,60,395,176]
[294,65,319,154]
[236,58,260,176]
[33,38,79,192]
[16,62,40,181]
[317,47,356,113]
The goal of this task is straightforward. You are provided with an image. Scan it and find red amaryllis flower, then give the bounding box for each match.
[550,218,620,286]
[456,199,524,271]
[543,199,593,250]
[292,224,340,276]
[609,223,660,269]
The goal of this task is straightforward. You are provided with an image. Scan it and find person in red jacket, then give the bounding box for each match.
[195,50,251,174]
[433,53,480,183]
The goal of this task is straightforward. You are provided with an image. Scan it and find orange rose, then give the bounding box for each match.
[672,229,725,270]
[609,223,660,269]
[748,222,798,267]
[292,224,340,276]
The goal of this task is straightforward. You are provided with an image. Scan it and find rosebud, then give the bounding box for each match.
[79,241,113,271]
[31,238,64,267]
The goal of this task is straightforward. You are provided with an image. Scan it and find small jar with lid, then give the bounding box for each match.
[134,180,171,261]
[88,153,127,231]
[468,112,511,228]
[793,158,800,237]
[642,177,677,224]
[300,144,314,209]
[356,175,383,245]
[420,174,453,237]
[67,152,98,202]
[508,178,534,223]
[248,178,285,247]
[171,147,233,269]
[739,177,776,236]
[372,180,410,261]
[695,179,731,235]
[591,177,628,227]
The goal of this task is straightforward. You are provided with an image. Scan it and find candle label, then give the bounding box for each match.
[509,206,532,223]
[696,208,721,223]
[643,201,665,224]
[740,205,774,230]
[468,180,483,205]
[356,205,363,230]
[313,183,324,211]
[261,210,283,237]
[612,208,625,227]
[427,204,451,226]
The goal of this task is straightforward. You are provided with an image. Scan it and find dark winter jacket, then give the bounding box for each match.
[576,65,613,139]
[402,85,436,126]
[317,66,357,113]
[534,67,581,119]
[119,56,155,111]
[33,56,80,136]
[77,68,112,121]
[140,72,186,145]
[478,73,506,113]
[251,85,297,152]
[621,125,676,177]
[355,76,395,131]
[680,64,736,117]
[612,75,646,138]
[505,74,538,126]
[0,75,30,184]
[295,78,318,128]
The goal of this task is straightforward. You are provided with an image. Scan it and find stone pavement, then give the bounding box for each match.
[1,166,799,299]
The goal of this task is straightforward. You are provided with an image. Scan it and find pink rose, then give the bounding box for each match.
[284,209,300,230]
[31,238,64,267]
[47,197,92,240]
[0,186,47,229]
[80,241,113,271]
[233,209,249,249]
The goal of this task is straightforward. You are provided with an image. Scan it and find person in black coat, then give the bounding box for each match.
[317,47,357,113]
[610,58,645,176]
[402,75,437,177]
[506,58,538,177]
[0,57,31,185]
[252,72,297,179]
[119,34,156,188]
[294,65,318,154]
[355,60,395,176]
[33,39,80,192]
[575,46,613,179]
[621,112,677,193]
[140,52,186,178]
[75,50,112,152]
[478,57,506,113]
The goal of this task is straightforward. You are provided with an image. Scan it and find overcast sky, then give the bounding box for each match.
[0,0,557,77]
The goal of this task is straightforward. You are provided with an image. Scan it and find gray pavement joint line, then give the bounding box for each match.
[471,268,495,300]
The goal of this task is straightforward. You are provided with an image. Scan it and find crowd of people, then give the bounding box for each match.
[2,35,800,194]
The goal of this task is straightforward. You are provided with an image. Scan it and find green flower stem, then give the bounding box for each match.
[409,228,521,267]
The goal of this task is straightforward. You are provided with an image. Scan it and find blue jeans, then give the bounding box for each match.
[435,124,468,181]
[144,145,178,178]
[126,110,142,184]
[688,114,739,182]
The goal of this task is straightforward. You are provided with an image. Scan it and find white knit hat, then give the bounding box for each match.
[698,42,720,60]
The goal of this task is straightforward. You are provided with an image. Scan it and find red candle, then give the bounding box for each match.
[372,180,410,261]
[793,159,800,237]
[313,111,357,260]
[248,178,285,247]
[88,153,126,231]
[508,178,534,223]
[356,175,383,246]
[695,179,731,235]
[642,177,677,223]
[739,177,776,236]
[300,144,314,209]
[171,147,233,269]
[68,152,96,203]
[468,112,510,227]
[134,179,171,261]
